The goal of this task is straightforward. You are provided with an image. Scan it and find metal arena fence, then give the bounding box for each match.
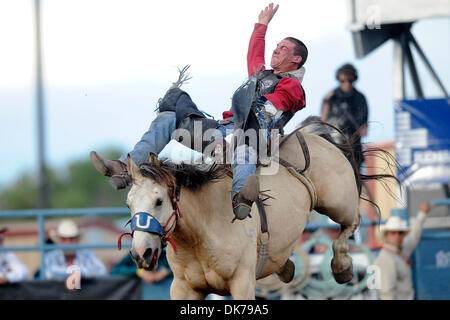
[0,198,448,282]
[0,207,131,279]
[0,206,384,280]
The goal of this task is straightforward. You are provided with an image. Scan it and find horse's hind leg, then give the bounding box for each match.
[331,212,361,284]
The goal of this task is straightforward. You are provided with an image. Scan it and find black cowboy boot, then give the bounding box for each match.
[90,151,131,189]
[231,174,260,222]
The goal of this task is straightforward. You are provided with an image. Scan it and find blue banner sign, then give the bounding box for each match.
[395,98,450,185]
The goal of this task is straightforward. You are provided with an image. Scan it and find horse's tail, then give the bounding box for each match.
[298,116,401,220]
[358,147,403,213]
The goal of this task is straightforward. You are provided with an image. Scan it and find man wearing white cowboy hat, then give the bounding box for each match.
[43,219,107,280]
[374,202,432,300]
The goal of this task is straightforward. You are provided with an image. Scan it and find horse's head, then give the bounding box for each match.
[126,153,179,270]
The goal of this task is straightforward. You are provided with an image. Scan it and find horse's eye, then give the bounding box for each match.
[156,198,163,206]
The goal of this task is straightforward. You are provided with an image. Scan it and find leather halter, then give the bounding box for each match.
[118,185,183,253]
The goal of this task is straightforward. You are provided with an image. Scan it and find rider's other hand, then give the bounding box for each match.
[420,202,432,214]
[140,270,156,284]
[154,269,170,282]
[258,3,279,25]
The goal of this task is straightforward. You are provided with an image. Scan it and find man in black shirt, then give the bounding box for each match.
[321,63,369,169]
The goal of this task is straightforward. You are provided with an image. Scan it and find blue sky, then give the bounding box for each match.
[0,0,449,187]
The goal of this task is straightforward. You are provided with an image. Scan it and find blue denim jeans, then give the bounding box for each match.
[213,122,257,194]
[231,144,257,194]
[120,111,256,195]
[119,111,176,165]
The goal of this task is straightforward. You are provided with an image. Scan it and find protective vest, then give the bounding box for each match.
[231,70,302,135]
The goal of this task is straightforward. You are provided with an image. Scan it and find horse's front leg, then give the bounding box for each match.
[229,266,256,300]
[170,277,207,300]
[228,246,257,300]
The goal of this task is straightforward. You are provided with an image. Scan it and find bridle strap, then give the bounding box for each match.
[161,200,183,253]
[118,231,134,251]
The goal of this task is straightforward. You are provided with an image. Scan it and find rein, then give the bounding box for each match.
[117,185,183,254]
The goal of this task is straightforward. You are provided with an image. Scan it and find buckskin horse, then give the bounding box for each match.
[120,119,397,299]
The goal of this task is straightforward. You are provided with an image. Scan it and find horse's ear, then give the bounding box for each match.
[149,152,160,167]
[127,154,140,179]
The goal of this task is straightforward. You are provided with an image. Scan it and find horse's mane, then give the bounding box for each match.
[139,160,230,190]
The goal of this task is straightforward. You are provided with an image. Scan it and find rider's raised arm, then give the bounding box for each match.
[247,3,279,77]
[258,3,279,25]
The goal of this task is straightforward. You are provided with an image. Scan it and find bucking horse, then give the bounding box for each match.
[119,118,397,299]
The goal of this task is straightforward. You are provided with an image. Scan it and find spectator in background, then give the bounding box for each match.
[0,227,29,284]
[374,202,432,300]
[321,63,369,169]
[111,249,172,299]
[43,219,107,280]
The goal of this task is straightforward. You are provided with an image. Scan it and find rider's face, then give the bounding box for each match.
[270,40,301,73]
[385,231,406,248]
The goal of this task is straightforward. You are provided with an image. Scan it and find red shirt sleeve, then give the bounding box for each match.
[246,23,305,113]
[264,78,305,113]
[247,23,267,77]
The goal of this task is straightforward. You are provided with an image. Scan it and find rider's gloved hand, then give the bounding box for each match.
[257,97,282,124]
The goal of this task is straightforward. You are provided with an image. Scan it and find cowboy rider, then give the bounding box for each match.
[91,3,307,222]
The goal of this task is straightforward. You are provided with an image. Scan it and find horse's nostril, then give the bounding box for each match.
[129,250,143,268]
[143,248,153,261]
[129,250,138,261]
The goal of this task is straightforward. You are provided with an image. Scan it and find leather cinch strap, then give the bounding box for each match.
[255,197,269,279]
[285,167,317,211]
[277,131,317,210]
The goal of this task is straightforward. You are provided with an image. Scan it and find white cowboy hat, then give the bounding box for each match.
[56,219,80,238]
[381,216,410,235]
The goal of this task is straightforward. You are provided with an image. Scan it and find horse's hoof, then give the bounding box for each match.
[331,259,353,284]
[277,259,295,283]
